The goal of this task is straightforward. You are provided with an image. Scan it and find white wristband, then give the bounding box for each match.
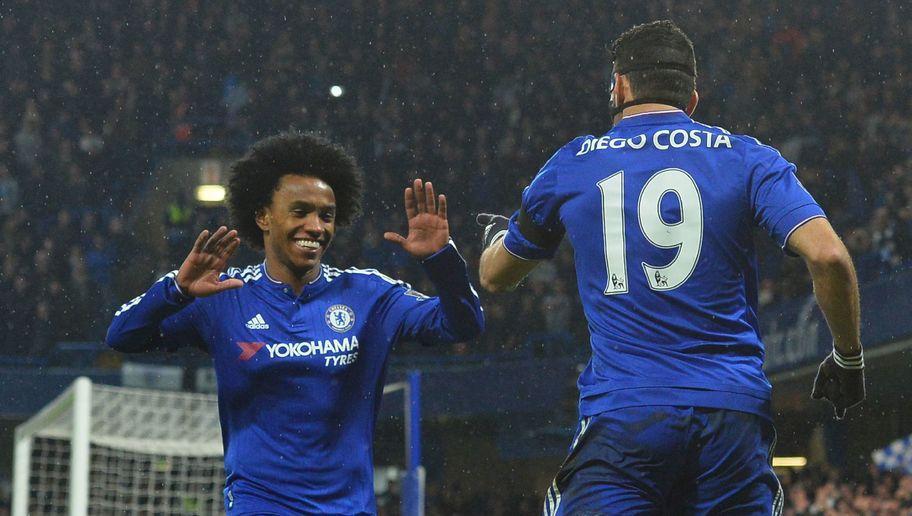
[832,348,864,370]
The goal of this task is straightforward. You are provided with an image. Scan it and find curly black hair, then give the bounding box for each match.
[610,20,697,110]
[227,131,364,250]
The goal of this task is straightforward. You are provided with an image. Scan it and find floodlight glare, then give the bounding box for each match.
[772,456,807,468]
[196,185,226,203]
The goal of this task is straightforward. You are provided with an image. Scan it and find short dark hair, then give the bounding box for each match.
[610,20,697,109]
[227,131,364,249]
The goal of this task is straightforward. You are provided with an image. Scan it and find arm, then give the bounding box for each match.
[788,218,865,420]
[382,179,484,343]
[106,272,199,352]
[477,209,563,292]
[787,218,861,356]
[106,226,243,352]
[747,144,864,419]
[479,232,540,292]
[477,145,568,292]
[380,243,485,343]
[419,243,485,341]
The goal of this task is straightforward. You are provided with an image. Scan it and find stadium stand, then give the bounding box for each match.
[2,1,911,358]
[0,2,912,356]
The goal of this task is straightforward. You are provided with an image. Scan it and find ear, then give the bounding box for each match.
[614,73,633,107]
[610,72,621,104]
[255,208,270,232]
[686,90,699,116]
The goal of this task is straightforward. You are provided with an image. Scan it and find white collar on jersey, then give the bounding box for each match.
[622,108,684,120]
[262,260,324,285]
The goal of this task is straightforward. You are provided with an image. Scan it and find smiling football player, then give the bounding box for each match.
[106,131,484,515]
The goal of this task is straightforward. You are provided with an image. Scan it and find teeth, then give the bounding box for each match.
[294,240,320,249]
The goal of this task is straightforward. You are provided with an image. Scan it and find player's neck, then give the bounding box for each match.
[263,258,321,295]
[620,103,682,119]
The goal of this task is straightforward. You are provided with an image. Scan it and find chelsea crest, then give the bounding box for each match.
[325,304,355,333]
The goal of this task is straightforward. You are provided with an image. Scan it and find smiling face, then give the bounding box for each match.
[256,175,336,284]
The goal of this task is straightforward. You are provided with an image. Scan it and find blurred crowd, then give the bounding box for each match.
[1,1,911,359]
[780,466,912,515]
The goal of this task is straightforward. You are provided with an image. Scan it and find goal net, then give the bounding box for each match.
[13,374,423,515]
[14,378,223,515]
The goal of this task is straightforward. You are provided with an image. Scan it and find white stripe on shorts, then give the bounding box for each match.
[544,416,592,516]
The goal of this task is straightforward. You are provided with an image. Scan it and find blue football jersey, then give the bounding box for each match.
[106,244,484,515]
[503,110,824,420]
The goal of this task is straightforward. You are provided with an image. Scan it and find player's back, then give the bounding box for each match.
[528,110,823,419]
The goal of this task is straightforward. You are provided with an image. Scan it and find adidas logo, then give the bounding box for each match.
[245,314,269,330]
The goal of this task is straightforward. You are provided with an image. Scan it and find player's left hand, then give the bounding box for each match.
[811,351,865,420]
[384,178,449,259]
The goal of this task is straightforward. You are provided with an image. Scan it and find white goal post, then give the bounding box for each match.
[13,377,224,515]
[13,374,424,515]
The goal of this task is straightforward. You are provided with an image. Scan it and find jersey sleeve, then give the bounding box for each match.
[502,140,579,260]
[746,141,826,253]
[106,271,207,353]
[374,243,484,346]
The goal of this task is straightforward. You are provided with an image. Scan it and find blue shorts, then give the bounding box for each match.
[543,406,782,515]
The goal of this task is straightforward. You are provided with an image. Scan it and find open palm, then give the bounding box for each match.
[176,226,244,297]
[384,179,450,259]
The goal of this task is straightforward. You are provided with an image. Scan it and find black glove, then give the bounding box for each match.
[476,213,510,249]
[811,348,865,420]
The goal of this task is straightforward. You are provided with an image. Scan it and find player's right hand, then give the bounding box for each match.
[175,226,244,298]
[811,350,865,420]
[476,213,510,249]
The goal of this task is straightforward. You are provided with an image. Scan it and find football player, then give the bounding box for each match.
[108,131,484,514]
[478,20,863,515]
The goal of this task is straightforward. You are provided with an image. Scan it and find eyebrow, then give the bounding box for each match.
[289,201,336,211]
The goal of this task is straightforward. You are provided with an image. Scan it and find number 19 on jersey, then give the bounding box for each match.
[597,168,703,295]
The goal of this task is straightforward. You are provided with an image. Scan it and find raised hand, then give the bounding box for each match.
[175,226,244,298]
[384,179,450,259]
